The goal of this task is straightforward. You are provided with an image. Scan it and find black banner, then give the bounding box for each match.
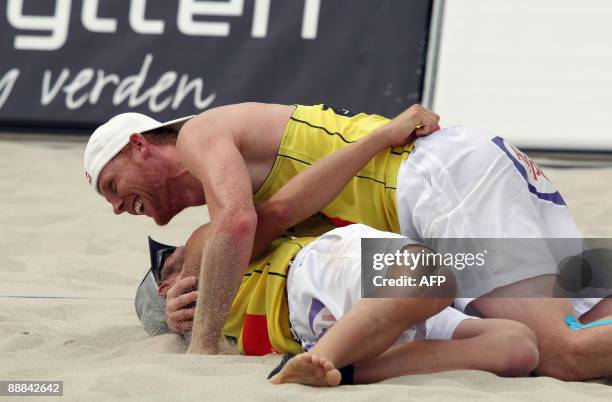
[0,0,433,130]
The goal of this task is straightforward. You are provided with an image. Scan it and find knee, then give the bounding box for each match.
[381,298,450,330]
[567,335,597,380]
[536,333,590,381]
[366,299,417,329]
[494,324,540,377]
[404,296,453,323]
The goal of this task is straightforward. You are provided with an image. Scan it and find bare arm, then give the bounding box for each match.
[177,110,257,354]
[251,104,440,258]
[249,128,392,258]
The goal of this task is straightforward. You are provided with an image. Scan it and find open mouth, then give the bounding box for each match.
[134,197,145,215]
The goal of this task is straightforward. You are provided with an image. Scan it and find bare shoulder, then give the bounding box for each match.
[177,102,294,150]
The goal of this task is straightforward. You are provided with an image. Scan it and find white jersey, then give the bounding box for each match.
[395,125,604,313]
[286,224,474,351]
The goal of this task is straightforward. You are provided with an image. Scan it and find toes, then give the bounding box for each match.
[311,354,321,367]
[323,359,335,371]
[299,353,313,364]
[327,368,342,387]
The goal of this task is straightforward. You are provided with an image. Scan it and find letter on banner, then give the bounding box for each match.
[130,0,165,34]
[7,0,72,51]
[82,0,117,33]
[178,0,244,36]
[0,69,20,110]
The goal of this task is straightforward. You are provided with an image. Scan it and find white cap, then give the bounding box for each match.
[84,113,194,194]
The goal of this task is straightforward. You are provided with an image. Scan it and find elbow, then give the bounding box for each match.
[219,210,258,241]
[260,199,293,228]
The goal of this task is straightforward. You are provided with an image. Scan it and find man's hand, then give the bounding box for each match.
[165,276,198,334]
[384,104,441,146]
[177,105,260,354]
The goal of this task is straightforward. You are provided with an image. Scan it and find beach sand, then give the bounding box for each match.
[1,137,611,401]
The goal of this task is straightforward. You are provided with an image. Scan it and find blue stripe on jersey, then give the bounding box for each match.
[492,136,566,206]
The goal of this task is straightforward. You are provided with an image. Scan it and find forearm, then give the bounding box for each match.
[190,221,255,352]
[252,128,394,254]
[271,128,392,222]
[252,105,440,258]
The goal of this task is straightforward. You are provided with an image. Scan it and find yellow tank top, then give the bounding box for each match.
[221,235,316,355]
[253,104,411,233]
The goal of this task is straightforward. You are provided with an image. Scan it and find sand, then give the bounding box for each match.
[1,137,612,401]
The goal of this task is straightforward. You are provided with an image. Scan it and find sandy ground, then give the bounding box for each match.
[1,137,612,401]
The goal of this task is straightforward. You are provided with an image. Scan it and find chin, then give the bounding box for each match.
[154,215,171,226]
[153,211,178,226]
[152,203,185,226]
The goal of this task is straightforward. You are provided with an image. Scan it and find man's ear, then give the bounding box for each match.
[129,133,150,159]
[158,282,170,298]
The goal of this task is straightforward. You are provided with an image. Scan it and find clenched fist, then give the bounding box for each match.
[384,104,441,147]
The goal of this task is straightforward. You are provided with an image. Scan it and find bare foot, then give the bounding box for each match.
[269,353,342,387]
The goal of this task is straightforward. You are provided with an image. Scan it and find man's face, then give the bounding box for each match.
[97,139,182,225]
[158,245,185,298]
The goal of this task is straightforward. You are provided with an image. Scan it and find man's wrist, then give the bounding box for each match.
[370,126,396,148]
[188,335,220,354]
[191,322,221,350]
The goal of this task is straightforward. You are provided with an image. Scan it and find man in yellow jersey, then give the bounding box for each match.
[84,103,440,357]
[139,223,538,386]
[85,103,612,380]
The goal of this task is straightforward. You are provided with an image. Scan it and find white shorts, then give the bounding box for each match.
[286,224,474,351]
[395,125,607,312]
[573,297,605,318]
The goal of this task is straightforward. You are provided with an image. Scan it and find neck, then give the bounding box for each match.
[158,144,205,207]
[173,170,206,207]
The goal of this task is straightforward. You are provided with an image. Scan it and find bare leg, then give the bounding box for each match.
[471,277,612,380]
[309,297,451,369]
[270,296,451,387]
[353,319,539,383]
